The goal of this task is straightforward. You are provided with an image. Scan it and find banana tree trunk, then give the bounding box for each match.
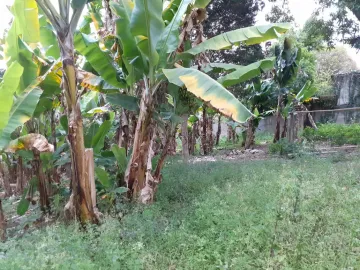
[281,117,288,139]
[117,110,130,154]
[125,89,154,201]
[34,152,50,212]
[129,112,137,151]
[189,121,198,155]
[215,115,221,146]
[245,117,256,149]
[15,157,24,195]
[0,199,5,242]
[232,128,237,144]
[273,95,282,143]
[0,162,12,197]
[201,105,208,155]
[59,32,97,224]
[168,131,177,156]
[181,114,189,163]
[207,115,214,153]
[50,109,60,183]
[227,124,233,142]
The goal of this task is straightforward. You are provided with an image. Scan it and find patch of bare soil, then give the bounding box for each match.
[190,143,360,163]
[191,144,270,163]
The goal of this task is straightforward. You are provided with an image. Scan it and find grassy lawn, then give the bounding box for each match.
[1,157,360,269]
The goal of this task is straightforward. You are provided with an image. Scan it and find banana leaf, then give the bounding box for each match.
[163,68,253,123]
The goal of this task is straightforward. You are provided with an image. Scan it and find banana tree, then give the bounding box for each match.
[32,0,99,224]
[104,0,290,202]
[242,78,277,149]
[271,38,301,142]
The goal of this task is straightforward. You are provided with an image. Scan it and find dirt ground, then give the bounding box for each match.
[190,143,360,163]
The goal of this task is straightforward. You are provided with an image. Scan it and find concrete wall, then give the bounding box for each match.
[257,71,360,134]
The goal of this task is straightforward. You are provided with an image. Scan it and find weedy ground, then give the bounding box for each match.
[1,156,360,269]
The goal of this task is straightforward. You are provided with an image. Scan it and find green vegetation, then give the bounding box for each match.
[1,157,360,269]
[269,139,302,157]
[0,1,358,269]
[303,124,360,146]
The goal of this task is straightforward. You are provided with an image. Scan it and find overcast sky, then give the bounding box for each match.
[0,0,359,67]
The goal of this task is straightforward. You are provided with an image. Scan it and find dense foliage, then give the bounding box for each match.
[303,123,360,145]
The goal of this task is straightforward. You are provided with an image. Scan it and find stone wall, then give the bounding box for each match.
[332,71,360,107]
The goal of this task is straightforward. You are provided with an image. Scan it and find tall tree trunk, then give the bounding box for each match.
[9,156,17,192]
[34,153,50,212]
[181,114,189,163]
[189,121,199,155]
[128,112,137,151]
[15,157,23,195]
[125,89,154,201]
[232,127,237,144]
[281,117,288,139]
[273,95,282,143]
[207,115,214,153]
[0,162,12,197]
[50,109,60,184]
[0,199,6,242]
[245,117,256,149]
[201,105,208,155]
[215,115,221,146]
[117,110,130,154]
[59,32,97,224]
[227,124,233,142]
[51,109,57,151]
[168,128,177,156]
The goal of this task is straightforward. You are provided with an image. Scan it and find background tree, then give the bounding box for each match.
[265,0,295,23]
[315,47,357,95]
[299,15,335,50]
[311,0,360,49]
[203,0,265,65]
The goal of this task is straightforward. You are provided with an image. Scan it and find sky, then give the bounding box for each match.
[0,0,359,67]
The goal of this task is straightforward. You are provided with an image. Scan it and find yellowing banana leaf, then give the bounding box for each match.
[296,81,318,102]
[5,134,54,153]
[74,32,126,89]
[218,58,275,87]
[163,68,253,123]
[79,71,119,93]
[130,0,165,68]
[182,23,290,57]
[157,0,192,67]
[0,62,24,130]
[0,87,42,150]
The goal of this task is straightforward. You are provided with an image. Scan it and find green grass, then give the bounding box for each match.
[1,157,360,269]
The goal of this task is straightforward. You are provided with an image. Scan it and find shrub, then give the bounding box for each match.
[269,139,302,157]
[302,123,360,146]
